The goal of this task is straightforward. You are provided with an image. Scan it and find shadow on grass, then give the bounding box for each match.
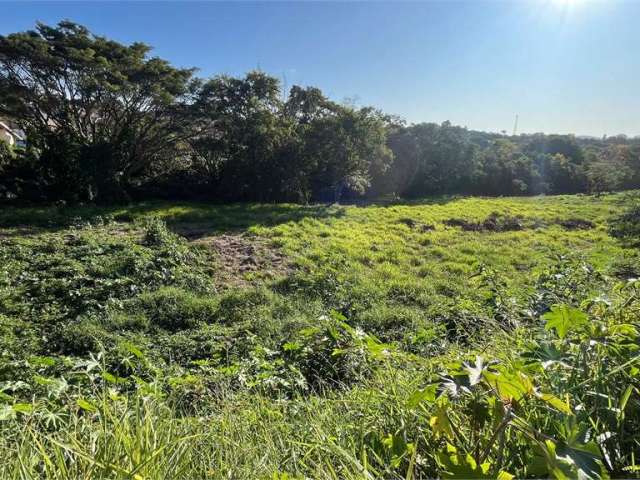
[0,194,464,236]
[0,201,347,237]
[341,194,462,208]
[162,203,347,238]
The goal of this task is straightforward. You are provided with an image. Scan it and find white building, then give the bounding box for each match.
[0,119,25,147]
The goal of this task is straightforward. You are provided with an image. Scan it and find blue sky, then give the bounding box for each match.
[2,1,638,136]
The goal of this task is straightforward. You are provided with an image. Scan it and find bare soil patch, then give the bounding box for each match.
[444,212,525,232]
[191,232,292,287]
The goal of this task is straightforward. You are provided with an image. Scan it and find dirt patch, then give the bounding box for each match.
[398,217,435,232]
[192,233,292,287]
[556,218,595,230]
[444,212,524,232]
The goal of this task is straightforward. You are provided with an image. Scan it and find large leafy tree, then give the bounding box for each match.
[284,87,393,202]
[381,122,477,198]
[300,105,392,202]
[190,75,392,203]
[0,21,202,201]
[190,71,295,201]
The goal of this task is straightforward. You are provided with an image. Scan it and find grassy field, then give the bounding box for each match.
[1,193,639,478]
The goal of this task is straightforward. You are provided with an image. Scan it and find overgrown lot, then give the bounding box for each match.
[1,193,639,479]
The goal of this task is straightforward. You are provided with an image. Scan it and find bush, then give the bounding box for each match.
[142,216,176,247]
[213,287,276,325]
[133,287,219,331]
[609,202,640,247]
[229,312,387,394]
[52,321,110,355]
[609,251,640,279]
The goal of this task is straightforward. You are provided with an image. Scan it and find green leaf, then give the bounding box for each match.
[365,336,392,360]
[556,441,605,480]
[101,372,126,384]
[0,392,13,403]
[282,342,301,352]
[407,384,438,408]
[483,370,534,402]
[538,392,572,414]
[437,445,495,479]
[618,384,633,417]
[430,404,454,439]
[76,398,97,413]
[543,305,588,339]
[12,403,33,414]
[28,355,57,367]
[123,342,145,359]
[536,440,576,480]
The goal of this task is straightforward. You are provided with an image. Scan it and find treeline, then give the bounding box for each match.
[1,21,639,204]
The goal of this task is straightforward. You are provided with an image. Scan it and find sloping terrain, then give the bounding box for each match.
[0,193,639,479]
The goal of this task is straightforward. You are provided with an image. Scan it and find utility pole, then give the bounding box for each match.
[512,114,519,136]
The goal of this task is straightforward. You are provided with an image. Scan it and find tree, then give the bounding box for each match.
[585,148,633,195]
[190,71,297,201]
[388,122,478,197]
[189,76,392,203]
[473,139,539,195]
[0,21,202,202]
[301,106,392,202]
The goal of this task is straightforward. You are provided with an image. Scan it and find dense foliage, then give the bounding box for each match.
[1,193,639,478]
[1,22,639,204]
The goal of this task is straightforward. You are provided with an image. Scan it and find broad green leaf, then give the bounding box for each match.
[282,342,301,352]
[122,342,145,359]
[28,355,57,367]
[101,372,126,384]
[430,404,454,439]
[556,441,605,480]
[365,337,392,360]
[484,370,534,402]
[12,403,33,414]
[522,342,570,369]
[539,440,577,480]
[543,305,588,339]
[407,384,438,408]
[77,398,97,413]
[618,384,633,416]
[437,448,494,479]
[538,392,572,414]
[34,375,69,397]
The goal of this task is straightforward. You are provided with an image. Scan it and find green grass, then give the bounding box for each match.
[1,192,639,478]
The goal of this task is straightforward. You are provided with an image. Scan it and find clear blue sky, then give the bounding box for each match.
[2,1,638,136]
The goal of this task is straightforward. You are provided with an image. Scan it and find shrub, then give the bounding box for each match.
[213,287,276,325]
[230,312,389,394]
[142,216,176,247]
[609,202,640,247]
[609,251,640,279]
[52,321,110,355]
[134,287,219,331]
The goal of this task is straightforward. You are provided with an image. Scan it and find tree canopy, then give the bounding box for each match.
[1,21,639,204]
